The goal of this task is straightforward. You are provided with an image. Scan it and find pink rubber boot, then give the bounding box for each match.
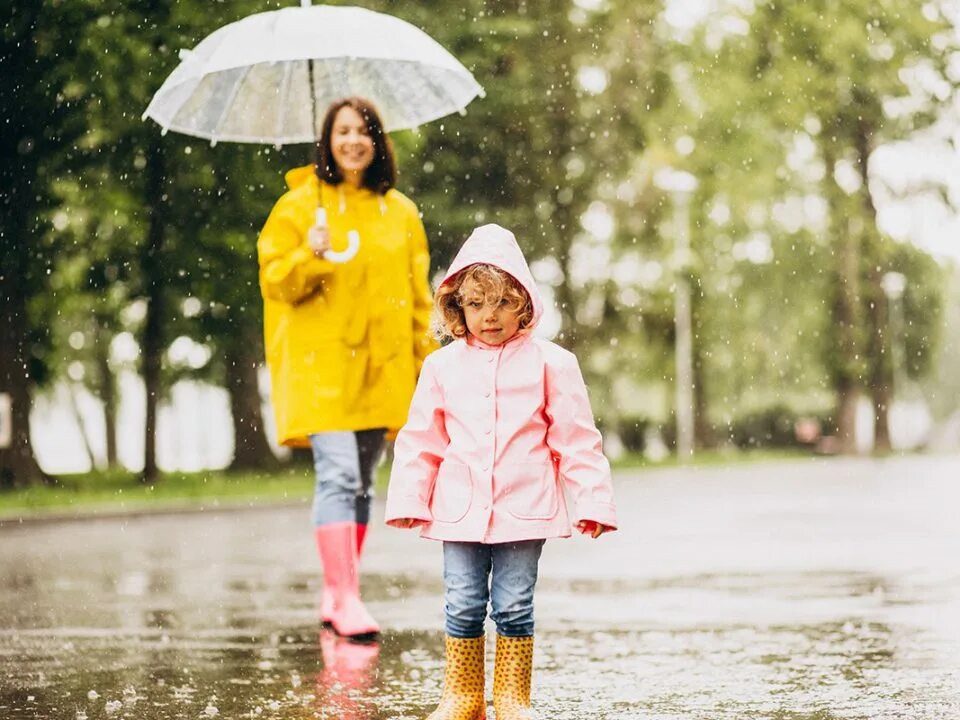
[315,522,379,638]
[356,523,368,555]
[319,524,369,625]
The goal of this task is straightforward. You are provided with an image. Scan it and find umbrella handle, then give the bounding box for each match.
[323,230,361,264]
[314,201,359,264]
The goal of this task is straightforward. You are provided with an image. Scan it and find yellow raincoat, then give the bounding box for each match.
[258,165,437,446]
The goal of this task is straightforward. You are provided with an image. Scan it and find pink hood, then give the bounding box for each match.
[441,224,544,330]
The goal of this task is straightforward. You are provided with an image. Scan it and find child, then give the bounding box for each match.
[385,224,618,720]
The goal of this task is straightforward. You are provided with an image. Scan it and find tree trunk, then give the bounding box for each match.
[836,226,862,453]
[821,135,863,454]
[140,137,168,484]
[853,111,892,453]
[866,261,893,453]
[0,15,46,487]
[553,206,578,349]
[95,324,118,468]
[0,280,45,488]
[831,228,863,454]
[692,336,712,449]
[66,383,98,470]
[225,331,278,471]
[688,275,714,448]
[871,372,893,452]
[543,0,581,352]
[835,377,860,455]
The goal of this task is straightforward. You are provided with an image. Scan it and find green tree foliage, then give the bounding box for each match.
[4,0,957,484]
[1,0,100,486]
[596,0,956,450]
[45,0,289,478]
[736,0,955,449]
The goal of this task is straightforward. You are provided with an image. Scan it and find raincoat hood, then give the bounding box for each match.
[284,164,316,190]
[441,224,544,329]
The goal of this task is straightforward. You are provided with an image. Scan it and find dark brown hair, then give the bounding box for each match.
[315,97,396,194]
[433,264,535,341]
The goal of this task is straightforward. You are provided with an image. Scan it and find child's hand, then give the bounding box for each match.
[576,520,611,539]
[392,518,426,529]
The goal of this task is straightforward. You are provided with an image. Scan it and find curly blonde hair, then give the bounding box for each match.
[433,264,535,341]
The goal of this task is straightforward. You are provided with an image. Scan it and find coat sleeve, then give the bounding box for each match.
[544,351,618,530]
[407,207,439,375]
[258,197,335,305]
[384,356,448,526]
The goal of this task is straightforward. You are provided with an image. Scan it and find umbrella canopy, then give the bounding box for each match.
[143,3,484,144]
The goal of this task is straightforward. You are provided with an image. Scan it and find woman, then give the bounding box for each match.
[257,97,436,639]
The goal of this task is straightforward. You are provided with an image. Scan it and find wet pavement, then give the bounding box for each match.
[1,454,959,719]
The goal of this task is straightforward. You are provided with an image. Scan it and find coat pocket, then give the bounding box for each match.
[430,462,473,524]
[505,463,560,521]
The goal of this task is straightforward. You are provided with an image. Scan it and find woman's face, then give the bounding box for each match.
[330,106,375,178]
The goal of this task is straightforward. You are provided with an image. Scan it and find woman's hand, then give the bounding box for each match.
[392,518,426,529]
[576,520,612,539]
[308,225,331,257]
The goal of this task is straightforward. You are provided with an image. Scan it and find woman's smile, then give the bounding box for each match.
[330,106,375,180]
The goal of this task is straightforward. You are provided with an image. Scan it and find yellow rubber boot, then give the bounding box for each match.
[426,635,487,720]
[492,635,535,720]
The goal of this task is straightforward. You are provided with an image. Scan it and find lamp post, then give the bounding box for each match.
[654,168,698,462]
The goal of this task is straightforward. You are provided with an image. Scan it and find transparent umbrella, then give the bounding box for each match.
[143,1,483,144]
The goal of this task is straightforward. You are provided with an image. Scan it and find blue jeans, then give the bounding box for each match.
[310,430,385,527]
[442,540,545,639]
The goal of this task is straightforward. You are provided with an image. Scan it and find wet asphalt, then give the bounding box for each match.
[1,454,959,719]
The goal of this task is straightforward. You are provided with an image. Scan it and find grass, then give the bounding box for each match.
[0,447,812,522]
[0,465,321,521]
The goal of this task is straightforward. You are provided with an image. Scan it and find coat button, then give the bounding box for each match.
[484,391,491,397]
[487,356,494,363]
[484,429,492,435]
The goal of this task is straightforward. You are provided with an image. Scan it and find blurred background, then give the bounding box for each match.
[2,0,959,487]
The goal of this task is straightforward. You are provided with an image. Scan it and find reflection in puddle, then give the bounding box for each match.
[315,630,380,719]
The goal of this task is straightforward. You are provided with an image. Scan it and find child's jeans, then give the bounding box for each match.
[442,540,545,638]
[309,430,385,527]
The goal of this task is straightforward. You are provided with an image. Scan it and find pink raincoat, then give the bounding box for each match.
[384,224,618,543]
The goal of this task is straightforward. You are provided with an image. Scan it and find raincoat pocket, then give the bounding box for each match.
[290,293,341,342]
[505,463,559,521]
[430,461,473,524]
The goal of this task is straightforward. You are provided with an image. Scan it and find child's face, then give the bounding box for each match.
[460,277,522,346]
